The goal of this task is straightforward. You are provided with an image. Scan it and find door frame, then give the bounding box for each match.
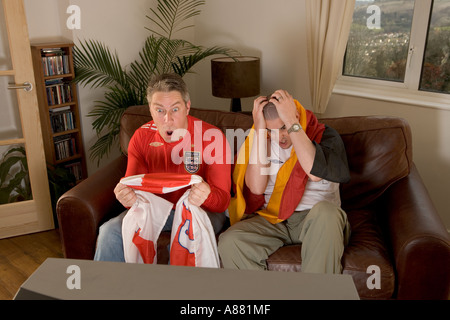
[0,0,54,238]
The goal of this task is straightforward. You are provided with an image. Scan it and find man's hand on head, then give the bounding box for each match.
[252,96,270,131]
[270,90,299,128]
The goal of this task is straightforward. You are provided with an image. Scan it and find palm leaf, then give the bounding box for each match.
[154,38,195,74]
[89,128,121,166]
[146,0,205,38]
[128,36,193,88]
[89,85,144,134]
[89,102,127,135]
[128,36,173,87]
[8,171,31,201]
[0,146,28,185]
[129,36,237,83]
[172,46,238,76]
[87,84,147,163]
[73,39,128,89]
[0,146,31,204]
[0,156,23,184]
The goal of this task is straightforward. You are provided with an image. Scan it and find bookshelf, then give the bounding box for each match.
[31,42,87,183]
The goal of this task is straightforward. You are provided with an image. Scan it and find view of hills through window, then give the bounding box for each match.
[343,0,450,94]
[420,0,450,94]
[344,0,415,82]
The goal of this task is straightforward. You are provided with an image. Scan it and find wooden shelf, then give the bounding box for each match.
[43,73,75,80]
[31,42,87,182]
[48,102,77,110]
[54,154,83,165]
[52,128,80,138]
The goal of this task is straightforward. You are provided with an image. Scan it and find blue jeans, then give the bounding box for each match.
[94,209,226,262]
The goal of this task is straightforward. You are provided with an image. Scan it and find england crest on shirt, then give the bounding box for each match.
[184,151,201,174]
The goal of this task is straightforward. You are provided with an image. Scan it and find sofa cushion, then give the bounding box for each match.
[267,245,302,272]
[341,206,395,299]
[267,205,395,300]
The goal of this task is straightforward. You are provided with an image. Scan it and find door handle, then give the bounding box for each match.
[8,81,33,92]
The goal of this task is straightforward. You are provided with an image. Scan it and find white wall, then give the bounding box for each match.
[191,0,311,112]
[23,0,450,230]
[24,0,72,42]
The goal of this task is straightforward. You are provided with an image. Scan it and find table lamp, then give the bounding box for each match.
[211,56,260,112]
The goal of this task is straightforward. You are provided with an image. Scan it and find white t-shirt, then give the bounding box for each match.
[263,140,341,212]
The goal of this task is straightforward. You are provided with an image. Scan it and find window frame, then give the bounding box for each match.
[334,0,450,111]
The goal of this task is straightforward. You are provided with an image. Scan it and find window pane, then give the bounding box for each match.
[420,0,450,94]
[0,76,24,141]
[0,2,13,71]
[343,0,415,82]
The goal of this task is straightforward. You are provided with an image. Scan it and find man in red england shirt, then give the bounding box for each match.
[94,73,231,262]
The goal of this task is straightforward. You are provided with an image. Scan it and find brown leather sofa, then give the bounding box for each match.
[57,105,450,300]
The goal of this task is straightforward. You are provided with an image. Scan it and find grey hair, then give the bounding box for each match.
[146,73,190,104]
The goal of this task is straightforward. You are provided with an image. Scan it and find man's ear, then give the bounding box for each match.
[148,104,153,117]
[186,100,191,115]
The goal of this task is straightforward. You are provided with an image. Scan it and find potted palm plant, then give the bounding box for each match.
[73,0,237,164]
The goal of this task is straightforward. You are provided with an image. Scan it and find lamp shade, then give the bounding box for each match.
[211,56,260,99]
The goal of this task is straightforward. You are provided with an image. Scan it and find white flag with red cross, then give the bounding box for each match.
[121,173,219,268]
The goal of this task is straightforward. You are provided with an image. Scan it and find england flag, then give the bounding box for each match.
[121,173,220,268]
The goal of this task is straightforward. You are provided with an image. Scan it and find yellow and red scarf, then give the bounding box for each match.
[228,100,325,225]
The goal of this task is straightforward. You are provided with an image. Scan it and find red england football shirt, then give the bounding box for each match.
[125,115,231,213]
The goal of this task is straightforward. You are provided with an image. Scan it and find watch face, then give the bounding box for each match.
[288,124,301,133]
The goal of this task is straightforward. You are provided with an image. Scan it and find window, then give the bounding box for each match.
[420,0,450,93]
[344,0,415,83]
[339,0,450,106]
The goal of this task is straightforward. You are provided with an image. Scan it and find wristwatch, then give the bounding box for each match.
[287,123,302,134]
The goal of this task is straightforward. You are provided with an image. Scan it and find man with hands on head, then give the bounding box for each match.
[219,90,351,274]
[94,73,231,262]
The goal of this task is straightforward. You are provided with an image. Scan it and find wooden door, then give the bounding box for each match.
[0,0,54,238]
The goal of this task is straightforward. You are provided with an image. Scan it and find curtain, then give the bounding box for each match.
[305,0,355,114]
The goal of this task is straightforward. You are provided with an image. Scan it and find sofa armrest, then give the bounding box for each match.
[56,155,128,260]
[385,164,450,300]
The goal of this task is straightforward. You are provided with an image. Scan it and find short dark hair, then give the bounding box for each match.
[147,73,190,104]
[262,98,279,120]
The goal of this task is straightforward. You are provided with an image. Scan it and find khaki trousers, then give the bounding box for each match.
[218,201,351,274]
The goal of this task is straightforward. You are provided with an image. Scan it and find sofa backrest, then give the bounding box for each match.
[320,116,412,210]
[120,106,413,209]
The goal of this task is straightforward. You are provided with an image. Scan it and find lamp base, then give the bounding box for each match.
[230,98,242,113]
